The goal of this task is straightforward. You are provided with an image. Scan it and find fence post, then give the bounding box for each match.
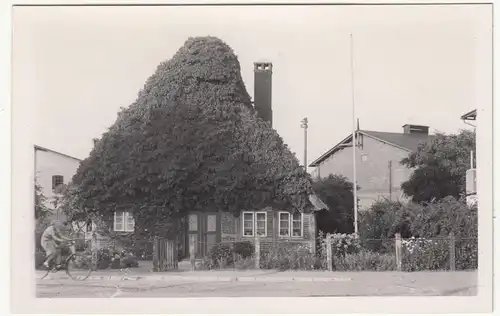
[189,236,196,271]
[449,232,456,271]
[255,237,260,269]
[91,231,98,271]
[326,234,333,271]
[152,236,158,272]
[395,233,402,271]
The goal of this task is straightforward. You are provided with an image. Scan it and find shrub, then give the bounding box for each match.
[329,233,361,257]
[97,248,111,270]
[455,239,478,270]
[207,243,233,268]
[313,174,356,234]
[234,256,256,270]
[260,244,319,270]
[408,196,478,239]
[120,255,139,268]
[402,237,450,271]
[233,241,254,259]
[333,250,397,271]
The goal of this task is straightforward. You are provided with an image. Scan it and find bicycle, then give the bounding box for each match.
[37,239,93,281]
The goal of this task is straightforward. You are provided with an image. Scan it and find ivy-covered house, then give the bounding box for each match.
[68,37,329,261]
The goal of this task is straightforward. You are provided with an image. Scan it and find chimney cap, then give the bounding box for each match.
[402,124,429,135]
[254,61,273,72]
[402,124,429,128]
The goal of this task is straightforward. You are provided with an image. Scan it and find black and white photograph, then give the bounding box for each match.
[7,1,494,314]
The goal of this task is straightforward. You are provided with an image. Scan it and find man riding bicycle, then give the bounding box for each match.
[41,220,74,269]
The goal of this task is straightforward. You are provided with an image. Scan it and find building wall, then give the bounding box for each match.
[221,208,315,252]
[315,135,413,210]
[35,148,81,223]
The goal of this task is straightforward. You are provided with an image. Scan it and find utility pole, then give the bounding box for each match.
[350,33,359,237]
[301,117,308,169]
[388,160,393,201]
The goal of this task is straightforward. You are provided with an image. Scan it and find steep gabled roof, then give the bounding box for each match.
[309,130,434,167]
[361,130,435,152]
[460,109,477,121]
[34,145,82,162]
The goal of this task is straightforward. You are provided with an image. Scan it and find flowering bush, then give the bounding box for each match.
[329,233,361,257]
[455,239,478,270]
[96,246,139,270]
[334,250,397,271]
[402,237,450,271]
[260,243,321,270]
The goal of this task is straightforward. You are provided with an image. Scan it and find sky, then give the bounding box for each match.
[12,4,492,169]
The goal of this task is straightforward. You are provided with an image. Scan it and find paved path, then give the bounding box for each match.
[36,270,477,297]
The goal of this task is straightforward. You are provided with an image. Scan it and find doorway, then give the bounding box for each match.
[186,212,221,258]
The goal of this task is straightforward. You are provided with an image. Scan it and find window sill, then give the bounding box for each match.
[113,230,135,234]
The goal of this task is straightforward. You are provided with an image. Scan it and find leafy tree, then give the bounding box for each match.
[405,196,477,239]
[35,179,51,221]
[313,174,356,234]
[400,129,475,203]
[70,36,314,238]
[358,199,412,252]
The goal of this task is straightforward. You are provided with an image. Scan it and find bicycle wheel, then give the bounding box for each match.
[37,263,50,280]
[65,253,92,281]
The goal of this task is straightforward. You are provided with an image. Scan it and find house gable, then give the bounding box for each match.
[312,135,414,209]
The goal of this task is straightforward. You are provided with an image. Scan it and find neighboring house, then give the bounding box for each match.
[35,145,82,223]
[461,109,477,206]
[309,124,435,209]
[34,144,128,249]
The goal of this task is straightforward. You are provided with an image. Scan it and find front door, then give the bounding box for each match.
[187,212,221,258]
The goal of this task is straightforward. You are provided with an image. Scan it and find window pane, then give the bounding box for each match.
[188,214,198,231]
[243,226,253,236]
[114,212,124,231]
[292,213,302,237]
[279,213,290,236]
[279,225,289,236]
[243,213,254,236]
[256,221,266,236]
[279,213,289,221]
[115,212,124,222]
[255,213,266,236]
[115,211,123,231]
[207,215,217,232]
[292,220,301,229]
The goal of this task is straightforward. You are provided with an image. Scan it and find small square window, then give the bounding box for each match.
[52,175,64,190]
[361,154,368,162]
[114,211,134,232]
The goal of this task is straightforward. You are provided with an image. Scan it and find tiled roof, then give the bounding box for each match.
[309,130,435,167]
[361,130,435,152]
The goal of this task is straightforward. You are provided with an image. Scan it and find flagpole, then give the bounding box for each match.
[350,33,359,237]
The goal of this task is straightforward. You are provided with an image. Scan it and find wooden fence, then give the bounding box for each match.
[324,232,464,272]
[152,237,178,272]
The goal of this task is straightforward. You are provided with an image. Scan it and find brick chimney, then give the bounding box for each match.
[254,61,273,127]
[402,124,429,135]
